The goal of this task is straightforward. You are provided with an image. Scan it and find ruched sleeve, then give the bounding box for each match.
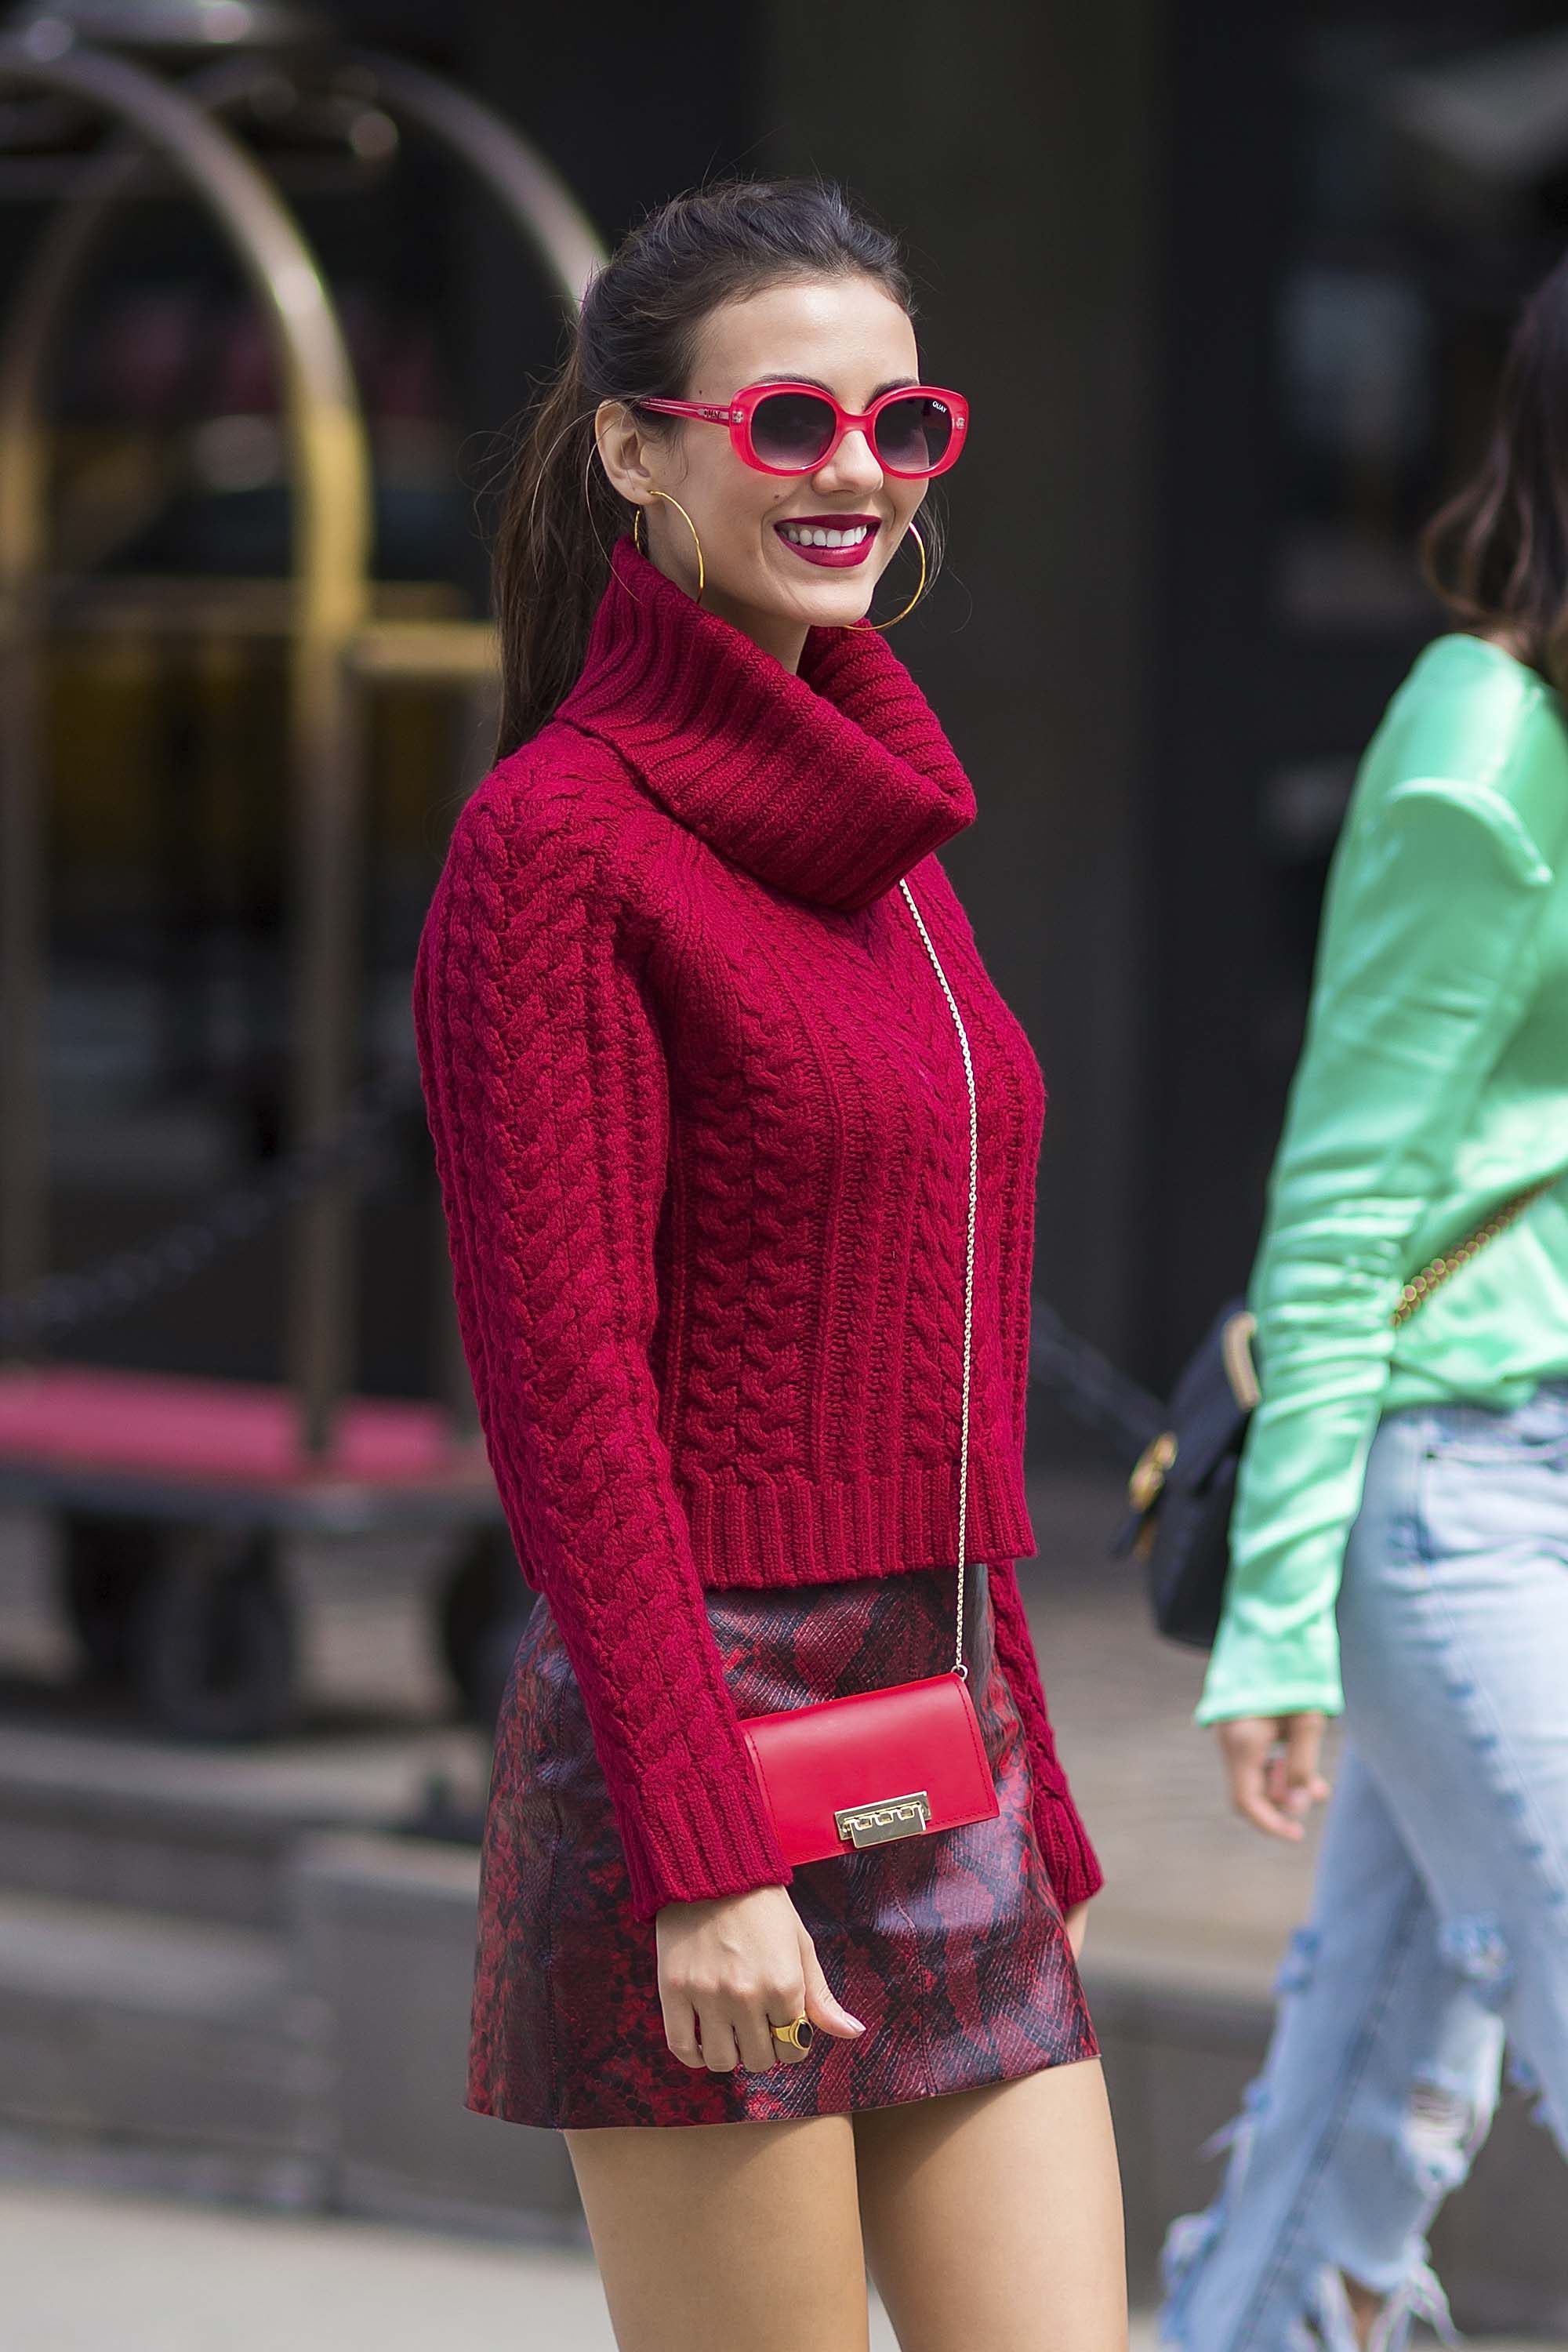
[1200,706,1568,1727]
[414,779,792,1915]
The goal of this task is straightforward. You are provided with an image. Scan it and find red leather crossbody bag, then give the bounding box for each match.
[738,877,1000,1864]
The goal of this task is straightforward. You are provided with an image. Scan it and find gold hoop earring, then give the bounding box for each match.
[867,521,927,631]
[632,490,706,604]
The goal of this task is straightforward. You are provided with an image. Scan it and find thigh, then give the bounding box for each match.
[1343,1386,1568,1852]
[566,2114,868,2352]
[1339,1388,1568,2139]
[852,2060,1126,2352]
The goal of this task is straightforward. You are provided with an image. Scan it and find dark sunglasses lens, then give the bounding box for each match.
[750,390,837,469]
[873,395,954,474]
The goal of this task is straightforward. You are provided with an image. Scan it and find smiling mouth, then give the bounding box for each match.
[774,515,881,568]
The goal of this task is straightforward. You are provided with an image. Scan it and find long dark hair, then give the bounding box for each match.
[1423,249,1568,693]
[492,178,925,757]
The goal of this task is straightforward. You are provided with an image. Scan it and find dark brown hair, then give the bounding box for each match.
[1423,249,1568,692]
[491,178,928,757]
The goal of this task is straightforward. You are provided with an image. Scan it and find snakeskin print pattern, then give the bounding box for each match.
[466,1563,1099,2129]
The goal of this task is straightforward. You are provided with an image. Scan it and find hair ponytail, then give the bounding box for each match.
[490,179,918,758]
[492,340,625,759]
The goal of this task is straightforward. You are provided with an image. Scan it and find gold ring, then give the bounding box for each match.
[771,2014,815,2053]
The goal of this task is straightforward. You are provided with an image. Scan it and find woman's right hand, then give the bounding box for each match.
[655,1886,866,2074]
[1215,1711,1331,1841]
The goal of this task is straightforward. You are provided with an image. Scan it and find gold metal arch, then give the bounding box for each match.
[0,34,370,1452]
[341,49,603,312]
[0,36,607,1454]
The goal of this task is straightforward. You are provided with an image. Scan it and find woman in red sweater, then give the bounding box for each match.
[415,178,1123,2350]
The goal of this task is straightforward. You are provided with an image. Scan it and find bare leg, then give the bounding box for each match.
[1344,2274,1383,2347]
[566,2114,869,2352]
[854,2060,1127,2352]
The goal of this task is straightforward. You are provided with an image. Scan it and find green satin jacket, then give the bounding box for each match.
[1198,633,1568,1726]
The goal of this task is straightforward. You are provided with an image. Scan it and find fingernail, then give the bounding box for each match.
[845,2015,866,2034]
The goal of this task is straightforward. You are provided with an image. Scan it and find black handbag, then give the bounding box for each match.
[1118,1178,1559,1650]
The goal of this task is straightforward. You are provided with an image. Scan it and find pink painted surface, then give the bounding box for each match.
[0,1363,492,1493]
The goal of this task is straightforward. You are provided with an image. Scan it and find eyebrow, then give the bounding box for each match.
[750,372,920,399]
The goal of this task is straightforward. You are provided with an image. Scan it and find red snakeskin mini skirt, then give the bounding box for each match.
[465,1560,1098,2130]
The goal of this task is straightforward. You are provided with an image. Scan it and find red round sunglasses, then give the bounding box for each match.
[635,380,969,479]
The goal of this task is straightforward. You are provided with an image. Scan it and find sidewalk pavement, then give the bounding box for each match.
[2,2179,1556,2352]
[1019,1468,1336,1980]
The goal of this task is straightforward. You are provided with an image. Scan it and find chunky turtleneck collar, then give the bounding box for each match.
[554,536,976,913]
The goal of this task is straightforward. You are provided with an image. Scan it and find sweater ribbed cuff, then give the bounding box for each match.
[1196,1608,1345,1729]
[1033,1786,1105,1910]
[619,1758,793,1922]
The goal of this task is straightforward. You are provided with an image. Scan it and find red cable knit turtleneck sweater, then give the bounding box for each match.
[414,538,1102,1922]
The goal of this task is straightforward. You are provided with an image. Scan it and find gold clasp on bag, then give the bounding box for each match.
[1126,1311,1258,1517]
[834,1791,932,1849]
[1128,1430,1178,1512]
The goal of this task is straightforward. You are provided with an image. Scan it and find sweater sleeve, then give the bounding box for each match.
[413,782,791,1916]
[1199,741,1567,1729]
[988,1561,1104,1904]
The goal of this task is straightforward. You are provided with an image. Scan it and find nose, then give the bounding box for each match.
[813,425,884,495]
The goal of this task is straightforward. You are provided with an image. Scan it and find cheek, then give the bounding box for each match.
[888,481,927,535]
[716,485,807,575]
[687,461,783,555]
[757,486,803,539]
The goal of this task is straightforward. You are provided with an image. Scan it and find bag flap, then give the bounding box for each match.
[741,1672,997,1866]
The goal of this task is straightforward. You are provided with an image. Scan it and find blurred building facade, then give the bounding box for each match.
[20,0,1568,1429]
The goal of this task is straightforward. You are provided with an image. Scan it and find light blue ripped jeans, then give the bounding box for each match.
[1160,1377,1568,2351]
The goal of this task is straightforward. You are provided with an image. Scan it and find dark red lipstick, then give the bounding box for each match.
[773,514,881,568]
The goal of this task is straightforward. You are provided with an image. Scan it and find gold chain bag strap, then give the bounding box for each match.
[898,875,979,1675]
[1391,1175,1559,1326]
[1211,1171,1564,1402]
[735,877,1000,1860]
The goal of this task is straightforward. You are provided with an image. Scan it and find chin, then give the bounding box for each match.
[789,575,878,628]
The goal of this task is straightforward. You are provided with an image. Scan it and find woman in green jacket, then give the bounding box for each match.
[1162,255,1568,2351]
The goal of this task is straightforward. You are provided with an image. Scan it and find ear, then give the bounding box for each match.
[595,398,659,507]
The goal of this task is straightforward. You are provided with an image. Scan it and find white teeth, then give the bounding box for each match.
[782,523,869,549]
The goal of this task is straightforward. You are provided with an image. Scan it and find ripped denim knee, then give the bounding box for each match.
[1401,2075,1486,2196]
[1435,1912,1568,2151]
